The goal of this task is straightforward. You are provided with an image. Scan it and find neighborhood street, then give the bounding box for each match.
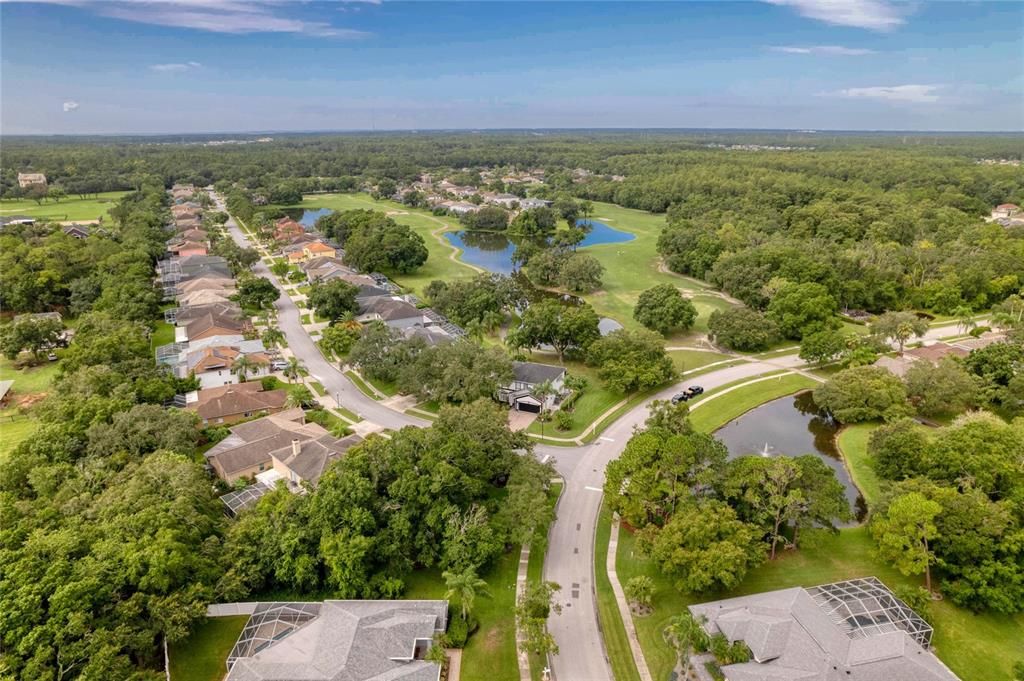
[217,193,982,681]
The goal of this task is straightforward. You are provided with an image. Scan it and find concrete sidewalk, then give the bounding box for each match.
[607,516,654,681]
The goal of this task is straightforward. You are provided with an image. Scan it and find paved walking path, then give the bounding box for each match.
[515,544,532,681]
[607,516,654,681]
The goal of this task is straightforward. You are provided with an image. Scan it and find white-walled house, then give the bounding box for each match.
[497,361,567,412]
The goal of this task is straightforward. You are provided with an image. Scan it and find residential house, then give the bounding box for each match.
[178,228,209,242]
[17,172,47,189]
[168,240,208,257]
[518,198,552,210]
[179,312,247,343]
[301,257,375,286]
[0,380,14,406]
[356,296,432,329]
[400,324,454,347]
[175,275,236,296]
[498,361,567,413]
[62,224,90,239]
[184,344,270,389]
[206,409,361,488]
[993,203,1020,219]
[13,311,63,324]
[168,301,242,326]
[874,341,970,378]
[302,240,336,260]
[173,217,203,231]
[447,202,479,216]
[221,600,448,681]
[489,193,520,208]
[688,577,959,681]
[274,218,305,241]
[0,216,36,228]
[171,203,203,219]
[177,289,235,308]
[185,381,288,425]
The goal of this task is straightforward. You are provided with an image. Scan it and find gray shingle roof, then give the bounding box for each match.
[512,361,566,385]
[688,578,959,681]
[225,600,448,681]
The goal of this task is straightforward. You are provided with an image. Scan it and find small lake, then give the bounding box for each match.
[713,391,866,522]
[295,208,333,228]
[444,219,635,275]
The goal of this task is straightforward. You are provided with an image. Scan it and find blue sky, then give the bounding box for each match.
[1,1,1021,133]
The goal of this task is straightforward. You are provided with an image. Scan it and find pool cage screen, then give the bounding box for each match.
[227,602,322,670]
[807,577,933,648]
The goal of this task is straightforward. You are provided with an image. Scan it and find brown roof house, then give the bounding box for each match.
[185,381,288,425]
[181,312,248,342]
[875,341,969,378]
[17,172,47,189]
[274,218,305,242]
[185,344,270,389]
[206,409,361,486]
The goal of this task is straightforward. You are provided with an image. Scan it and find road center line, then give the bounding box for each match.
[584,485,603,493]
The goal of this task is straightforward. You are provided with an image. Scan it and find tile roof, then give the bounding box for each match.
[512,361,566,385]
[188,382,288,421]
[904,342,969,363]
[271,433,362,484]
[205,409,327,478]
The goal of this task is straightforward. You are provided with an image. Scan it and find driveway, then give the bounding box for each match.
[507,409,538,432]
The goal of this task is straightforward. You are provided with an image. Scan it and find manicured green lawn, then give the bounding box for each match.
[526,359,623,439]
[0,357,60,395]
[687,373,816,433]
[615,523,1024,681]
[595,505,643,681]
[526,483,564,681]
[169,615,248,681]
[344,370,381,400]
[0,415,38,461]
[151,319,176,349]
[308,380,327,397]
[0,191,128,222]
[404,553,520,681]
[836,423,883,511]
[668,349,733,373]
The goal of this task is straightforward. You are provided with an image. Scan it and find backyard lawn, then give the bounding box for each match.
[614,523,1024,681]
[0,358,59,460]
[0,191,127,222]
[836,423,883,511]
[169,616,248,681]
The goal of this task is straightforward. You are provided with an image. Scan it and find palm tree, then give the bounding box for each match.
[338,311,362,333]
[231,355,256,383]
[953,305,976,335]
[261,327,285,349]
[665,613,709,674]
[443,567,490,621]
[285,384,313,409]
[465,319,485,342]
[481,310,504,332]
[283,356,304,383]
[425,639,447,667]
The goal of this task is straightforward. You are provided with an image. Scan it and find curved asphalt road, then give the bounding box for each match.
[217,194,976,681]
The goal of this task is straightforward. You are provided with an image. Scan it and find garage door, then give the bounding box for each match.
[515,399,541,413]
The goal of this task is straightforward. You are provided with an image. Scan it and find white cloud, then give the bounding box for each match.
[769,45,875,56]
[63,100,79,112]
[835,84,942,103]
[766,0,907,31]
[150,61,202,72]
[12,1,369,37]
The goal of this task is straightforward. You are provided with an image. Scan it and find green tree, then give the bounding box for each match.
[868,418,931,481]
[872,492,942,592]
[283,356,304,383]
[232,354,258,382]
[665,612,710,674]
[0,316,64,363]
[813,365,913,423]
[344,218,428,274]
[870,311,929,355]
[516,581,562,656]
[307,280,359,323]
[507,299,600,361]
[261,326,285,349]
[320,324,360,357]
[624,575,655,609]
[799,327,849,365]
[270,261,290,277]
[904,357,979,418]
[707,307,779,352]
[557,253,604,293]
[236,276,279,310]
[638,499,765,592]
[285,384,314,409]
[443,567,490,621]
[766,281,838,340]
[398,340,513,404]
[634,284,698,335]
[587,328,678,393]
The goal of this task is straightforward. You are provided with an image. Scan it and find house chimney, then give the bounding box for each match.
[291,438,300,457]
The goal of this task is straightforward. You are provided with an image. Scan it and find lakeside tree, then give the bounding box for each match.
[557,253,604,293]
[637,499,765,593]
[587,328,678,393]
[813,365,913,423]
[307,280,359,323]
[337,211,428,274]
[868,418,931,481]
[461,205,509,230]
[634,284,698,335]
[604,427,727,528]
[509,207,558,236]
[706,307,779,351]
[425,274,519,327]
[766,281,838,340]
[904,357,979,418]
[507,299,600,361]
